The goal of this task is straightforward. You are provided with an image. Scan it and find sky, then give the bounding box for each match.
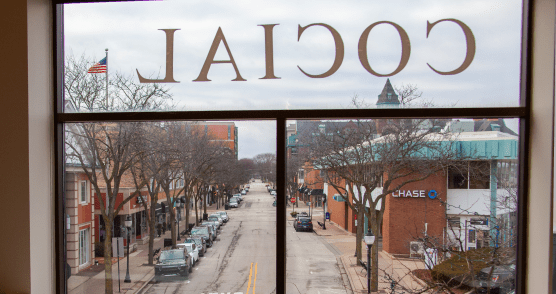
[63,0,523,158]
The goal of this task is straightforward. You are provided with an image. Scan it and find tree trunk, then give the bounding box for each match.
[356,207,363,261]
[203,190,207,215]
[147,205,155,265]
[370,215,380,292]
[185,196,190,231]
[194,198,199,226]
[103,222,113,294]
[169,207,176,248]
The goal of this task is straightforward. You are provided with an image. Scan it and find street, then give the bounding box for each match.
[140,181,347,294]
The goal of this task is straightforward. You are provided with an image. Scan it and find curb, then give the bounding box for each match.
[337,256,354,294]
[130,268,154,294]
[340,255,358,294]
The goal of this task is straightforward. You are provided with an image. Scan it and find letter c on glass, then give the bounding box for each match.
[297,23,345,78]
[358,21,411,77]
[426,19,476,75]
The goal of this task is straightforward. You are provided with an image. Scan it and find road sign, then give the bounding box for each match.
[325,212,330,220]
[291,198,296,203]
[112,237,124,257]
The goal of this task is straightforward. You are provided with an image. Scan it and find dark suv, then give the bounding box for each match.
[294,216,313,232]
[154,249,192,281]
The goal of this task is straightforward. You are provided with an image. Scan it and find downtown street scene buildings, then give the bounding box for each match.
[287,79,518,258]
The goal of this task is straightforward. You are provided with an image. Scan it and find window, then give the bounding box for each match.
[79,181,88,203]
[469,161,490,189]
[79,228,89,266]
[448,165,468,189]
[56,1,532,294]
[449,217,461,228]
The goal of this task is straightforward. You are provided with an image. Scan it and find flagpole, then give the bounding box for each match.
[105,48,108,110]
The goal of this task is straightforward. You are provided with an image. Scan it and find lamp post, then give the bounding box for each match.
[363,229,376,294]
[124,215,132,283]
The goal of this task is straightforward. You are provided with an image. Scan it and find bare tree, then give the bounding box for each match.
[64,52,173,294]
[129,122,172,265]
[308,116,460,292]
[66,122,147,294]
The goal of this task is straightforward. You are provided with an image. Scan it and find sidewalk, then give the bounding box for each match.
[68,204,224,294]
[312,218,428,294]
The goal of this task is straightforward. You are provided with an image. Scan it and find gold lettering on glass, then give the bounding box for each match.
[193,27,246,82]
[358,21,411,77]
[426,19,476,75]
[136,29,180,83]
[297,23,345,78]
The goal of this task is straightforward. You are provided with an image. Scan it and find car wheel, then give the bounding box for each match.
[189,264,193,273]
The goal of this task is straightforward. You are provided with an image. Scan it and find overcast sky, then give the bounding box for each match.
[64,0,522,158]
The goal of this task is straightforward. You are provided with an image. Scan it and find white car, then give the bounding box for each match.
[229,199,239,208]
[209,214,224,226]
[216,211,229,222]
[176,243,199,267]
[270,190,277,196]
[241,190,247,195]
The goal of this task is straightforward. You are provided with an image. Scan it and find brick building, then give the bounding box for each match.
[65,165,95,274]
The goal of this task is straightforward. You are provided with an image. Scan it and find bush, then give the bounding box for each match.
[431,247,496,286]
[290,211,298,217]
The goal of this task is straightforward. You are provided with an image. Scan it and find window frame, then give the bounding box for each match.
[79,180,88,204]
[51,1,538,294]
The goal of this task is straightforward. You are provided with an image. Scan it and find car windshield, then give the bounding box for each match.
[299,218,311,223]
[191,228,208,235]
[230,199,237,203]
[209,217,218,221]
[159,250,185,261]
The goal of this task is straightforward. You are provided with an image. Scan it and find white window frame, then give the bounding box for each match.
[78,228,90,266]
[79,180,88,204]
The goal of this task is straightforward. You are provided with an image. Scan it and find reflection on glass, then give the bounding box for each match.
[286,117,518,293]
[63,0,523,112]
[64,121,276,293]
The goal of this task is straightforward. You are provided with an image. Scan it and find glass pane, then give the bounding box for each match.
[287,118,519,293]
[63,0,523,112]
[64,120,276,293]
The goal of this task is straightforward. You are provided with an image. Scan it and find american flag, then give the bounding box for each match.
[87,57,107,73]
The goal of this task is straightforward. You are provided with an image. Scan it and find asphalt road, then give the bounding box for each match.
[140,180,347,294]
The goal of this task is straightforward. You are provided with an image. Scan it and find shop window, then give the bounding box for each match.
[448,217,461,228]
[448,166,468,189]
[469,161,490,189]
[79,228,90,265]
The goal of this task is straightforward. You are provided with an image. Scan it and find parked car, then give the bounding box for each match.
[294,216,313,232]
[176,242,199,266]
[272,200,276,207]
[216,211,229,222]
[200,223,217,241]
[209,214,224,226]
[154,249,192,280]
[231,195,241,203]
[233,193,242,201]
[190,226,213,247]
[241,189,247,195]
[270,190,277,197]
[473,263,516,294]
[183,237,206,256]
[229,198,239,208]
[202,220,220,234]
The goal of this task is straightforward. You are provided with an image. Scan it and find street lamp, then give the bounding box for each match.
[124,215,132,283]
[363,229,376,294]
